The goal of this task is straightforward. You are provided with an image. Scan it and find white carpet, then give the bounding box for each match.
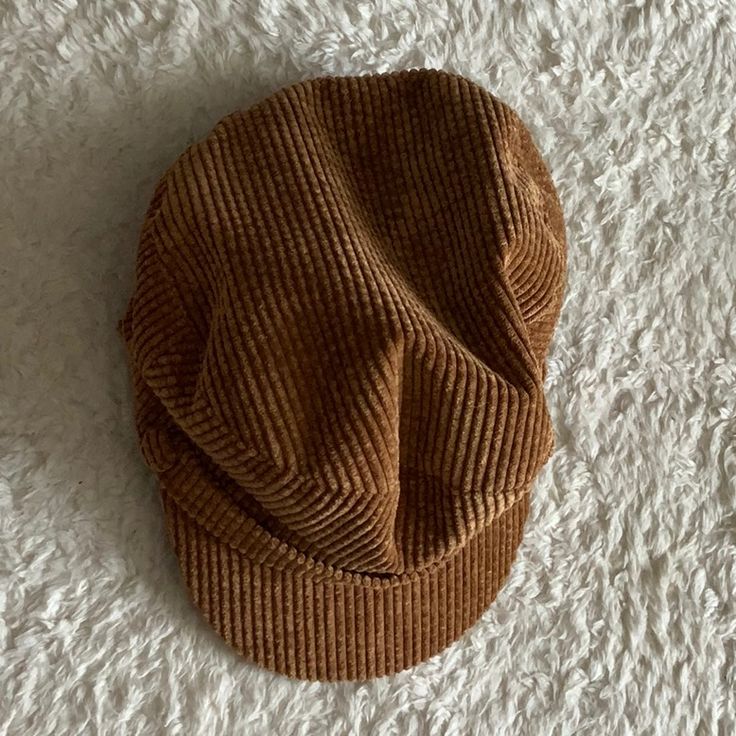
[2,2,735,734]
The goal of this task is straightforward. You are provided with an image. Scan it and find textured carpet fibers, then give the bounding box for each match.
[1,1,735,734]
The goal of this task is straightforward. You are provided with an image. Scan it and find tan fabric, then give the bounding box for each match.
[119,69,566,681]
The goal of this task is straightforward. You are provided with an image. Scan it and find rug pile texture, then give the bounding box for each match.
[1,1,734,734]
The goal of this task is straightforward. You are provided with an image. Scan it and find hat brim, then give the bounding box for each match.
[159,476,530,681]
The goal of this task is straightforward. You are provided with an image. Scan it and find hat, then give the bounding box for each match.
[119,69,566,681]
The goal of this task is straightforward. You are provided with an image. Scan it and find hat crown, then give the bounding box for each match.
[123,70,566,576]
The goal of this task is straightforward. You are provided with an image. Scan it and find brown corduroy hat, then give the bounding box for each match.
[119,69,566,681]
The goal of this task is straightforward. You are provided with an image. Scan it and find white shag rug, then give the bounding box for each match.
[2,2,735,734]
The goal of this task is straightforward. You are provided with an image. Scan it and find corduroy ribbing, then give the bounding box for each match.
[120,69,567,680]
[162,485,530,681]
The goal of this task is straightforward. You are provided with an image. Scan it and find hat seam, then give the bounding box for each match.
[161,478,533,590]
